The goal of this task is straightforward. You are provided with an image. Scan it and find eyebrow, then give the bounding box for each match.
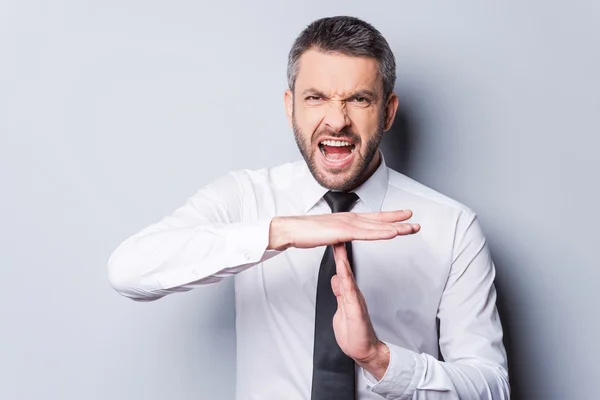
[300,88,379,100]
[301,88,328,98]
[348,89,378,99]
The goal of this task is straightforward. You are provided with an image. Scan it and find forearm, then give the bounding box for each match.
[108,219,280,301]
[267,216,293,251]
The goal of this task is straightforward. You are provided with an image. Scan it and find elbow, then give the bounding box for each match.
[483,363,511,400]
[489,362,510,399]
[499,368,511,400]
[107,258,163,302]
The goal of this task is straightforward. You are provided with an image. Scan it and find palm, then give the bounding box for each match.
[330,244,379,362]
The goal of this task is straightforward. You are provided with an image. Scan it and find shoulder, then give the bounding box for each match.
[385,168,475,217]
[226,160,305,193]
[385,169,485,254]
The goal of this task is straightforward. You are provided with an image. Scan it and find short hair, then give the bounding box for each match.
[287,16,396,99]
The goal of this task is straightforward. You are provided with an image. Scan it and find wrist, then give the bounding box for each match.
[268,217,291,251]
[355,341,390,381]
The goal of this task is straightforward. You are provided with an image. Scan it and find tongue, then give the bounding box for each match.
[323,145,352,160]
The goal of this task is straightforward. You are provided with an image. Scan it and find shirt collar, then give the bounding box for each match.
[296,151,389,214]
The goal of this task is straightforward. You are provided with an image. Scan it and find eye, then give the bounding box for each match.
[305,95,324,105]
[351,96,370,105]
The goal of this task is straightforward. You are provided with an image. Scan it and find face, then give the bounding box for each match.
[285,49,398,191]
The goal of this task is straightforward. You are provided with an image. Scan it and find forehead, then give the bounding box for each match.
[295,49,382,95]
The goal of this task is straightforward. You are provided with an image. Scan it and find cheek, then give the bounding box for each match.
[295,107,324,138]
[352,112,381,139]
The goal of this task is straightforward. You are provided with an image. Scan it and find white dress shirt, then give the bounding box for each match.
[108,154,510,399]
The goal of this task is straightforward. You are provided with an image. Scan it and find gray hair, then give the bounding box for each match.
[287,16,396,99]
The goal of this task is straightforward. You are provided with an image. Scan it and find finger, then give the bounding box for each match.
[333,243,351,279]
[350,227,402,241]
[393,223,421,235]
[338,284,346,315]
[344,223,419,241]
[353,216,420,235]
[347,216,407,231]
[333,244,359,306]
[356,209,413,223]
[341,214,420,239]
[331,274,346,316]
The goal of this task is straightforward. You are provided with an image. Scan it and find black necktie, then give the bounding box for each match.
[311,191,360,400]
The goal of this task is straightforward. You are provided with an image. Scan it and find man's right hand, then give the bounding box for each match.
[267,210,420,251]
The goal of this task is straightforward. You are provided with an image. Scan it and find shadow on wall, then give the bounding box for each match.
[380,96,524,400]
[490,246,526,400]
[380,99,418,177]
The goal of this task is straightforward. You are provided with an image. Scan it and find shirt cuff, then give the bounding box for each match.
[223,218,282,265]
[361,341,424,399]
[156,219,281,290]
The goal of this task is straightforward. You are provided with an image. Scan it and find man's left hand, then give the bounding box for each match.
[331,243,390,380]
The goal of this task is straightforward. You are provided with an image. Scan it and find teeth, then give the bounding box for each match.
[320,140,352,147]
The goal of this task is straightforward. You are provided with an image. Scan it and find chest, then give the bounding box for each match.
[236,233,450,335]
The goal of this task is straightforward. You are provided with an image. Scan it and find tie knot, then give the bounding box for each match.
[323,191,359,213]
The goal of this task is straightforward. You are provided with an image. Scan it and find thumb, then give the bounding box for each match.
[331,274,342,297]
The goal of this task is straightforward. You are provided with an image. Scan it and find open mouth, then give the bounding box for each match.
[318,139,356,163]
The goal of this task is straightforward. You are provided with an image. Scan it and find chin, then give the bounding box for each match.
[314,168,359,191]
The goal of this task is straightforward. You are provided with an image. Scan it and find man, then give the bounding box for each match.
[108,16,510,400]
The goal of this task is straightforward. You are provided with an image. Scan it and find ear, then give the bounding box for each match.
[382,92,399,131]
[284,89,294,127]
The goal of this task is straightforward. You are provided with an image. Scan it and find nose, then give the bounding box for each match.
[322,101,350,132]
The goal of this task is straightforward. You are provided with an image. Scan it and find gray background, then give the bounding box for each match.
[1,1,598,399]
